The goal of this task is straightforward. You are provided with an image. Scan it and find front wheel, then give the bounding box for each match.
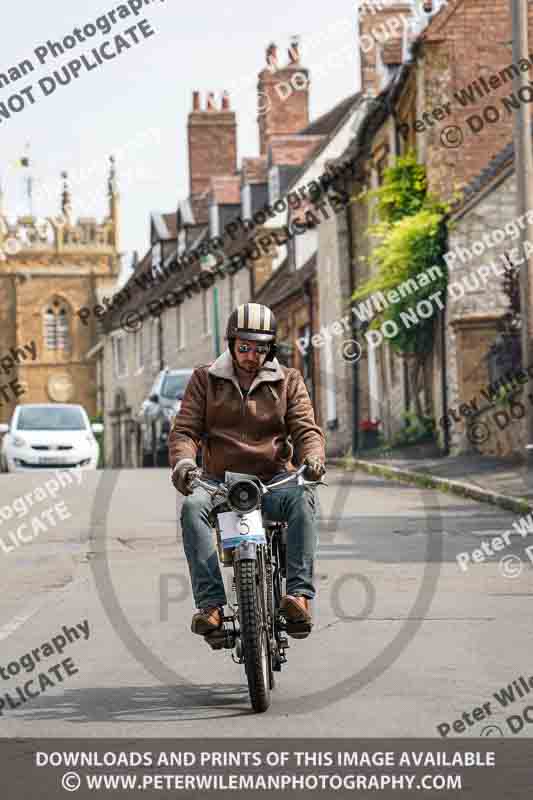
[237,558,271,713]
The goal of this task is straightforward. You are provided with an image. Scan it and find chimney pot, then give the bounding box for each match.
[207,91,217,111]
[192,90,201,111]
[288,36,300,63]
[221,91,230,110]
[266,42,278,71]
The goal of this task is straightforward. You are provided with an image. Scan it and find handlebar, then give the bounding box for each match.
[191,462,327,499]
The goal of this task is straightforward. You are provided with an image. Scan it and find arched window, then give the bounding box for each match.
[43,300,70,351]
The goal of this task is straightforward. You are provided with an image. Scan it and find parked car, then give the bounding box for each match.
[138,368,197,467]
[0,404,103,473]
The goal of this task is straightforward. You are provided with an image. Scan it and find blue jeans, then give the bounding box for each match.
[179,472,320,610]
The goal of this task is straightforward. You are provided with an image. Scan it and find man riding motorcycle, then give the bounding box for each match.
[169,302,326,639]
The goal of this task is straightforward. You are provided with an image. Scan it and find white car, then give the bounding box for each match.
[0,404,103,473]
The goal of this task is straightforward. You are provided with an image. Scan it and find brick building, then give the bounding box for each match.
[317,0,532,456]
[0,163,120,426]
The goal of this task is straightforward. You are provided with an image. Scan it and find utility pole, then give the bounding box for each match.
[510,0,533,474]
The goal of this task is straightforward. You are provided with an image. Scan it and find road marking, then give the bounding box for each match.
[0,600,45,642]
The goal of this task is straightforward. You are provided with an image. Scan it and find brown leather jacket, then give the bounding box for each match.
[168,349,326,481]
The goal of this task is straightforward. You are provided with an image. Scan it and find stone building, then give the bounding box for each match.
[445,136,529,457]
[0,163,120,425]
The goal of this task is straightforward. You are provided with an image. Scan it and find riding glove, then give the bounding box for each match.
[303,455,326,480]
[171,459,200,496]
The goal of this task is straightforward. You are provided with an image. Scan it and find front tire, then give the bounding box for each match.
[237,558,271,713]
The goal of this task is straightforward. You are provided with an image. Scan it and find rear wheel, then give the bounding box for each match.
[237,558,271,713]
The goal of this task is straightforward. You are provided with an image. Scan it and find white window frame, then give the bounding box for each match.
[176,304,186,351]
[151,241,163,280]
[268,166,280,205]
[151,318,160,368]
[209,203,220,238]
[112,333,128,379]
[241,184,252,220]
[135,325,144,373]
[178,229,186,256]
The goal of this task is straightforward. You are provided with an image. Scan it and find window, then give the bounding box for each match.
[241,184,252,220]
[135,326,144,372]
[209,203,220,238]
[112,334,127,379]
[376,154,388,186]
[17,405,87,431]
[151,318,160,368]
[161,371,194,400]
[178,229,186,256]
[43,300,70,351]
[176,304,186,350]
[269,167,280,205]
[202,288,212,336]
[151,241,163,280]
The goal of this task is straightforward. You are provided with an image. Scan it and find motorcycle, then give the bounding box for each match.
[189,463,326,713]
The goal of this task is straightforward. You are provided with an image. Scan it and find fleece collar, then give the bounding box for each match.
[208,349,284,396]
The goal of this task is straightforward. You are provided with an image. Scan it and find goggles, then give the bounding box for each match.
[236,342,270,355]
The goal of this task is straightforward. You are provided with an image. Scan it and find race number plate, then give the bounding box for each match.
[217,509,266,549]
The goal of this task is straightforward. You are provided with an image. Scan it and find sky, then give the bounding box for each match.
[0,0,357,282]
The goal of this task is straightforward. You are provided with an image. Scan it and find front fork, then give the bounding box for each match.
[207,528,288,672]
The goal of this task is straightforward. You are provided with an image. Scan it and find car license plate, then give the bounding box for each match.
[217,509,266,549]
[38,455,65,465]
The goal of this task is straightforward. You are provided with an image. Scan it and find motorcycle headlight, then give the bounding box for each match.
[227,479,261,513]
[12,435,28,448]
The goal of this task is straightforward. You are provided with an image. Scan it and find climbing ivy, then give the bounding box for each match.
[353,151,449,356]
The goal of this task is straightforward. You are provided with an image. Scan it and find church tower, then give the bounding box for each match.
[0,159,121,423]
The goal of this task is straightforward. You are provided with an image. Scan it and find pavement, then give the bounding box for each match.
[329,452,533,514]
[0,466,532,737]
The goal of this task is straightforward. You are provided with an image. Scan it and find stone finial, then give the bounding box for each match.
[108,155,117,197]
[61,171,71,219]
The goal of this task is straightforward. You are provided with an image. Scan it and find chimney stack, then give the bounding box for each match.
[188,90,237,197]
[358,1,411,95]
[258,36,310,156]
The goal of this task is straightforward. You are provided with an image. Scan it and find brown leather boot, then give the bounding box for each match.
[191,606,223,636]
[280,595,313,638]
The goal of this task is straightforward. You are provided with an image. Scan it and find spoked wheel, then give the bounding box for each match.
[237,558,271,713]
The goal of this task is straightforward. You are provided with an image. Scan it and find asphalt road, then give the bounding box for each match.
[0,466,532,737]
